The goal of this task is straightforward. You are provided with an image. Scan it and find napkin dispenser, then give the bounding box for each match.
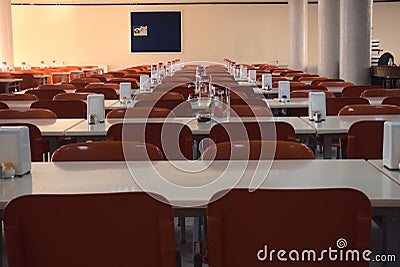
[0,126,31,176]
[248,70,256,83]
[140,75,150,92]
[262,74,272,90]
[87,94,105,123]
[308,92,326,122]
[383,121,400,170]
[278,81,290,102]
[119,82,132,103]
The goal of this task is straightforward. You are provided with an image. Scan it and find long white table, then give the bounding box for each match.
[368,160,400,185]
[0,160,399,267]
[0,78,23,93]
[1,99,119,110]
[301,115,400,159]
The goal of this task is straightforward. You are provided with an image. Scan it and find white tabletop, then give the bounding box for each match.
[368,160,400,185]
[0,78,23,83]
[364,97,385,105]
[65,117,316,137]
[0,100,36,109]
[1,160,400,209]
[266,98,308,108]
[0,118,84,136]
[300,115,400,135]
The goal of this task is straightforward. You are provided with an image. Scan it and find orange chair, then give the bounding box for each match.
[382,96,400,107]
[31,100,87,118]
[0,94,38,101]
[209,121,296,144]
[134,100,192,117]
[107,122,193,160]
[0,101,9,109]
[202,140,314,160]
[4,192,177,267]
[347,120,386,159]
[135,92,185,101]
[39,84,76,90]
[106,107,173,119]
[0,108,57,119]
[326,97,370,116]
[0,122,47,161]
[291,90,335,98]
[360,89,400,98]
[75,87,118,100]
[53,92,93,101]
[341,85,382,97]
[51,141,165,161]
[338,104,400,115]
[206,188,371,267]
[25,89,66,100]
[230,105,272,117]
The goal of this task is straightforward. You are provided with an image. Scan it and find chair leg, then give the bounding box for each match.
[180,217,186,244]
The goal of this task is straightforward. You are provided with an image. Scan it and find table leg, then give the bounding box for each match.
[322,135,333,159]
[0,209,3,267]
[4,84,9,94]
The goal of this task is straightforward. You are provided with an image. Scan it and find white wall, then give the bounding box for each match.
[9,2,400,70]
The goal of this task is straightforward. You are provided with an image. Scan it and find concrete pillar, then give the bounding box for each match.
[0,0,14,67]
[288,0,308,71]
[318,0,340,78]
[340,0,372,85]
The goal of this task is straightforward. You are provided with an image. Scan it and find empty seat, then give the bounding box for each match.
[106,107,173,119]
[0,108,57,119]
[25,89,66,100]
[31,100,87,118]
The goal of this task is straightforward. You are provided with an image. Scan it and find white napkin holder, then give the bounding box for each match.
[87,94,105,123]
[262,74,273,90]
[308,92,326,122]
[241,66,248,80]
[0,126,31,176]
[278,81,290,102]
[119,82,132,103]
[248,70,256,83]
[383,121,400,170]
[140,75,150,92]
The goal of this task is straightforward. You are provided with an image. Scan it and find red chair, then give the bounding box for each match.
[31,100,87,118]
[382,96,400,107]
[347,120,386,159]
[51,141,165,161]
[230,105,272,117]
[207,188,371,267]
[53,92,93,101]
[25,89,66,100]
[360,89,400,98]
[202,140,314,160]
[75,87,118,100]
[326,97,370,116]
[0,94,38,101]
[0,101,9,109]
[291,90,335,98]
[107,122,193,160]
[338,104,400,115]
[106,107,173,119]
[341,85,382,97]
[134,99,192,117]
[11,73,38,90]
[0,108,57,119]
[39,84,76,90]
[135,92,185,101]
[4,192,177,267]
[209,121,296,144]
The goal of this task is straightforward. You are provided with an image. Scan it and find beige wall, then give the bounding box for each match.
[10,2,400,71]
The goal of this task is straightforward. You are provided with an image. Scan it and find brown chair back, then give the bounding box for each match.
[326,97,370,116]
[0,109,57,119]
[338,104,400,116]
[31,100,87,118]
[106,107,173,119]
[25,89,66,100]
[0,94,38,101]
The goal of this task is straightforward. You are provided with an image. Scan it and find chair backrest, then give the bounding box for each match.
[4,192,176,267]
[105,71,129,77]
[316,81,354,88]
[230,86,256,98]
[310,78,345,86]
[0,94,38,101]
[53,92,93,101]
[341,85,382,97]
[0,122,45,161]
[207,188,371,267]
[107,78,138,89]
[107,122,193,160]
[135,91,185,101]
[134,99,192,117]
[106,107,173,119]
[230,98,268,107]
[39,84,76,90]
[0,108,57,119]
[85,83,119,90]
[291,90,335,98]
[75,87,118,99]
[378,52,394,66]
[338,104,400,116]
[230,105,272,117]
[25,89,66,100]
[209,121,295,144]
[382,96,400,107]
[0,101,9,109]
[11,73,38,90]
[202,140,314,160]
[361,89,400,97]
[290,85,328,91]
[31,100,87,118]
[326,97,370,116]
[51,141,165,161]
[347,120,386,159]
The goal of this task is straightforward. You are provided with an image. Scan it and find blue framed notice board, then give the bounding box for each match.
[130,11,182,53]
